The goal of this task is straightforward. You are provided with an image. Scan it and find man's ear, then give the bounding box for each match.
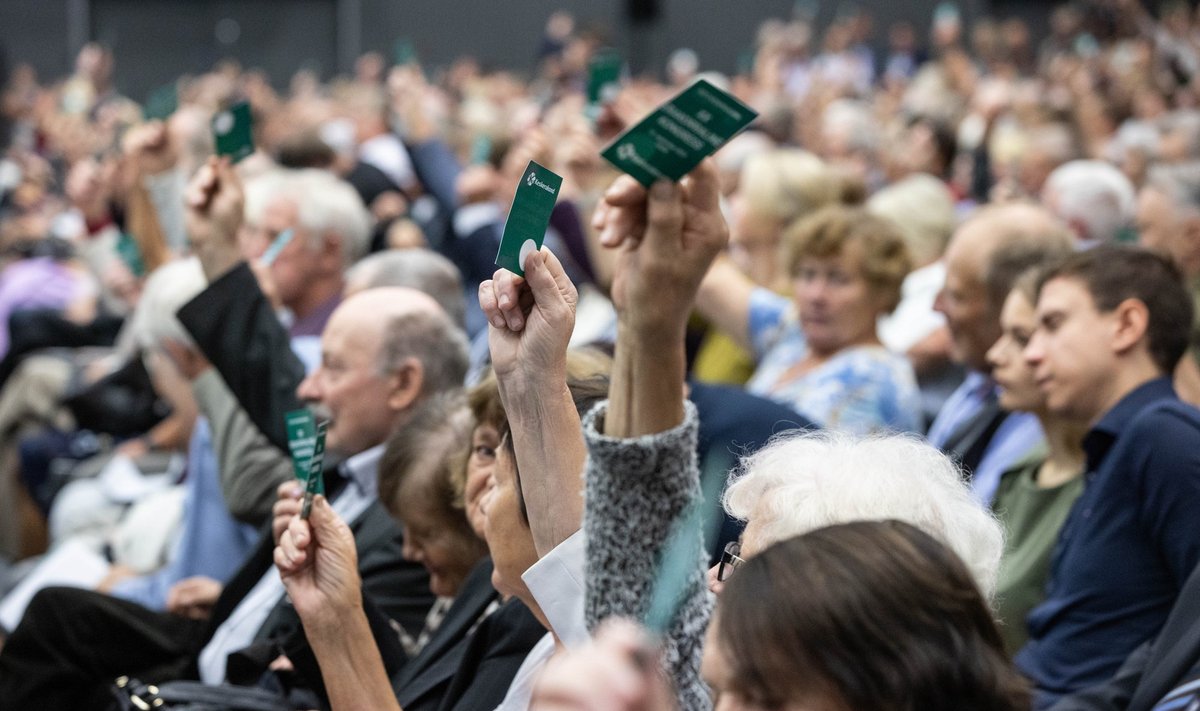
[1111,297,1151,358]
[388,357,425,412]
[320,231,345,269]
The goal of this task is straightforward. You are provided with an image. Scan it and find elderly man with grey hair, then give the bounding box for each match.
[1042,160,1136,248]
[1136,161,1200,403]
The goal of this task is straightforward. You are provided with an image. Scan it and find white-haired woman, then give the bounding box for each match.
[712,428,1004,598]
[574,163,1003,710]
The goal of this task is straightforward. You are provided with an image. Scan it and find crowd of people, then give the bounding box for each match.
[1,0,1200,708]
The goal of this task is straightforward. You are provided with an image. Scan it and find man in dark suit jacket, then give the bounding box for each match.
[1050,561,1200,711]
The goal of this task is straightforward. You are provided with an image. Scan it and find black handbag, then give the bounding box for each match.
[107,676,302,711]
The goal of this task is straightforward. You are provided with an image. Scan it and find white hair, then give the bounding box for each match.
[268,169,371,265]
[723,429,1004,599]
[129,256,208,350]
[1043,160,1136,245]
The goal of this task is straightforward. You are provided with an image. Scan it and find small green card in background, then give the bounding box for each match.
[143,83,178,122]
[212,101,254,164]
[601,78,758,187]
[393,38,418,66]
[285,409,317,485]
[586,49,623,119]
[495,160,563,277]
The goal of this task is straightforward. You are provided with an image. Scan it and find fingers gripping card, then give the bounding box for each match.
[495,160,563,277]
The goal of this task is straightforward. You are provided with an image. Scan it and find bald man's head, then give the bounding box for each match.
[936,203,1071,371]
[297,287,469,455]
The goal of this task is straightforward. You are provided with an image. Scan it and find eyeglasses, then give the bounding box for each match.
[717,541,745,583]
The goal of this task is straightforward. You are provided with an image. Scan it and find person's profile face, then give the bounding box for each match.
[295,308,393,455]
[987,290,1044,413]
[464,424,499,540]
[1024,277,1116,423]
[480,442,538,598]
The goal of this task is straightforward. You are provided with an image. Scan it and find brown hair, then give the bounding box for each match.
[782,206,912,313]
[718,520,1029,711]
[377,392,477,549]
[1036,244,1193,374]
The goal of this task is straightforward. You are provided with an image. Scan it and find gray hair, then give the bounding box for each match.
[131,256,207,350]
[1042,160,1135,245]
[345,249,466,328]
[378,307,469,399]
[1146,161,1200,215]
[269,169,371,266]
[723,429,1004,599]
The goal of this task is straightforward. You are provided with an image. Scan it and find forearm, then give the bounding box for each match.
[694,257,753,352]
[605,322,687,438]
[306,609,403,711]
[498,373,587,557]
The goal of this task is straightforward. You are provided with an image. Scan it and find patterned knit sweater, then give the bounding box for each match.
[582,400,715,711]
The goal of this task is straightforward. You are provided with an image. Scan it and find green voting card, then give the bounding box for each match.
[495,160,562,277]
[601,78,758,187]
[393,38,418,66]
[301,421,328,519]
[285,409,317,484]
[212,101,254,164]
[143,83,178,122]
[586,49,623,119]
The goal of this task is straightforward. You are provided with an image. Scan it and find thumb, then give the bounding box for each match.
[525,248,577,309]
[645,180,683,250]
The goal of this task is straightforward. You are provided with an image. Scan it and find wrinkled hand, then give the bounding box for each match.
[272,479,304,545]
[479,248,577,383]
[592,159,728,331]
[185,156,244,279]
[531,620,678,711]
[166,576,223,620]
[122,121,179,176]
[274,495,362,624]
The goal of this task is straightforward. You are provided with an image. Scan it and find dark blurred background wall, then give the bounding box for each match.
[1,0,1065,101]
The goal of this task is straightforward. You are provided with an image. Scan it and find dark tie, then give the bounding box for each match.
[940,387,1009,480]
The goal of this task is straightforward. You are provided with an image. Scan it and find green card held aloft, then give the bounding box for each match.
[601,78,758,187]
[212,101,254,164]
[495,160,563,277]
[285,409,317,484]
[586,49,623,119]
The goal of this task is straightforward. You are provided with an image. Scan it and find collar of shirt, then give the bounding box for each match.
[341,443,384,499]
[289,292,341,338]
[1083,377,1177,475]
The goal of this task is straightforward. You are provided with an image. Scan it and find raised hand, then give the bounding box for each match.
[478,248,577,383]
[185,156,244,280]
[274,495,362,625]
[593,160,728,333]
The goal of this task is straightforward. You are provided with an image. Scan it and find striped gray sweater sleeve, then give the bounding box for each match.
[582,399,715,711]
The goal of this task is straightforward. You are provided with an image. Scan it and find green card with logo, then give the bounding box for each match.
[285,409,317,485]
[495,160,563,277]
[212,101,254,164]
[601,78,758,186]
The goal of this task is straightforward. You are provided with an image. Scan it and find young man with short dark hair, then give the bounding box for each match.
[1017,245,1200,709]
